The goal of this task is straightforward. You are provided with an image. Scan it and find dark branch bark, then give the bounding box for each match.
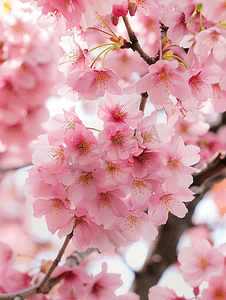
[139,92,148,112]
[122,16,158,66]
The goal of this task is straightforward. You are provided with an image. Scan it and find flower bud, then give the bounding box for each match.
[128,1,137,16]
[111,15,119,26]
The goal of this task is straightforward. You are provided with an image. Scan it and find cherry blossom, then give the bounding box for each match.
[194,27,226,63]
[136,60,191,108]
[98,123,138,160]
[86,262,123,300]
[98,94,143,129]
[66,68,122,101]
[201,276,226,300]
[178,239,225,287]
[149,185,194,225]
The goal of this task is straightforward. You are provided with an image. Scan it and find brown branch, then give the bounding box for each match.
[122,16,158,66]
[139,92,148,112]
[190,150,226,193]
[0,229,74,300]
[134,151,226,300]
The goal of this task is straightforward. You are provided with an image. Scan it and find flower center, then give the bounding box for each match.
[199,258,208,270]
[158,69,171,88]
[214,290,224,298]
[69,49,84,65]
[125,215,140,229]
[134,180,147,193]
[75,139,92,154]
[99,192,113,208]
[77,172,93,186]
[189,73,203,93]
[96,71,109,87]
[111,132,125,145]
[105,161,119,178]
[50,149,64,160]
[111,105,127,122]
[167,157,181,169]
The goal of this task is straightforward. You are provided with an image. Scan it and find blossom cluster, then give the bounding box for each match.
[0,2,62,165]
[25,94,200,252]
[149,238,226,300]
[35,0,226,124]
[12,0,226,298]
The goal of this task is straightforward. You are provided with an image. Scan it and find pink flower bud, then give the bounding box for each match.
[111,15,119,26]
[128,1,137,16]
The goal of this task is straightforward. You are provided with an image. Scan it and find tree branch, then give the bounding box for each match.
[134,150,226,300]
[139,92,148,112]
[122,16,158,66]
[190,150,226,193]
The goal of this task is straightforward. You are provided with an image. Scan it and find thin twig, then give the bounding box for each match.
[37,229,74,292]
[122,16,158,66]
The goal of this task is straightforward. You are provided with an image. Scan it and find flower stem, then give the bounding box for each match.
[88,43,115,54]
[90,46,114,68]
[163,54,189,69]
[87,27,114,37]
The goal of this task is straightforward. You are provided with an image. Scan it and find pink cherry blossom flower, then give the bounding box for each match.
[86,188,128,225]
[36,0,86,34]
[86,262,123,300]
[178,239,225,287]
[33,197,73,234]
[2,269,31,293]
[98,94,143,129]
[187,65,222,109]
[90,223,128,253]
[211,83,226,113]
[118,209,158,243]
[58,213,100,252]
[136,112,175,149]
[149,185,194,225]
[194,27,226,63]
[136,60,191,108]
[201,276,226,300]
[101,159,133,186]
[66,68,122,101]
[25,166,60,201]
[202,0,226,23]
[129,148,163,178]
[64,124,100,171]
[58,168,105,205]
[148,285,186,300]
[52,265,92,298]
[130,172,164,210]
[162,7,190,44]
[32,134,66,174]
[98,123,138,160]
[158,136,200,188]
[58,36,89,73]
[48,106,82,146]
